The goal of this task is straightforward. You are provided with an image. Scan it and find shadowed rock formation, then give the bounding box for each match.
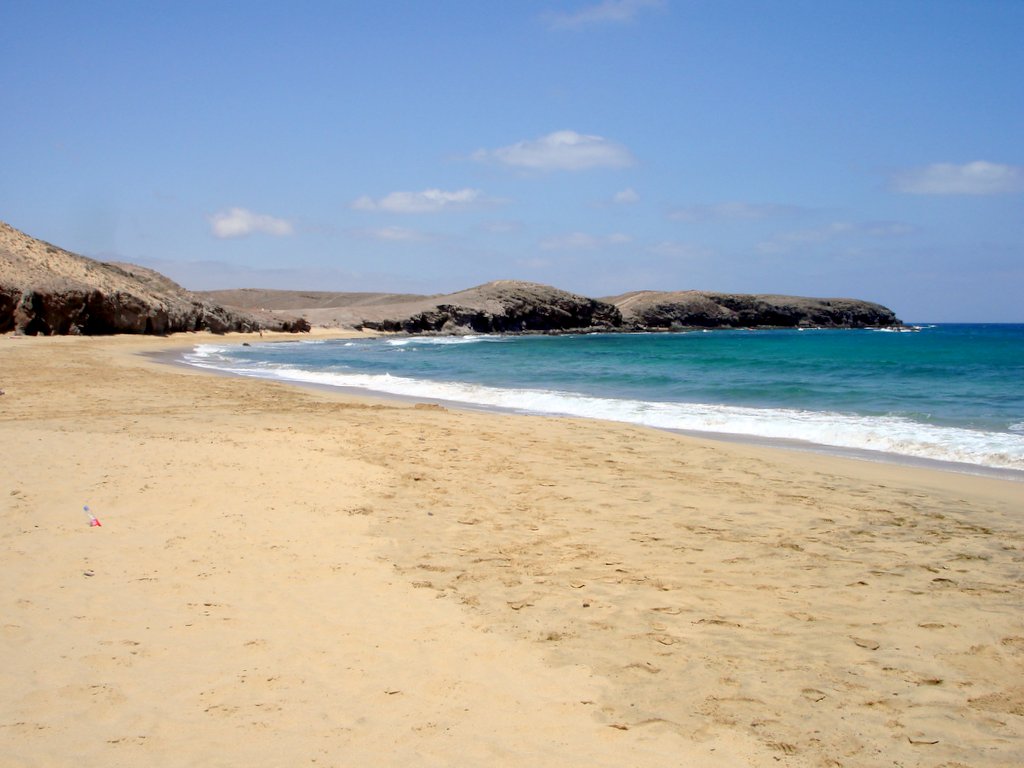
[357,281,623,334]
[3,219,900,336]
[608,290,901,330]
[207,284,901,334]
[0,222,309,335]
[202,281,624,333]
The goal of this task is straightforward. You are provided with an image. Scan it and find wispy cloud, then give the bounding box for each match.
[540,231,632,250]
[351,188,485,213]
[545,0,666,30]
[668,201,802,222]
[613,187,640,204]
[757,221,912,254]
[208,207,293,238]
[348,226,434,243]
[473,130,635,171]
[889,161,1024,195]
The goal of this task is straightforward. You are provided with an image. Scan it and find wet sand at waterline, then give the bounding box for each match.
[2,332,1021,767]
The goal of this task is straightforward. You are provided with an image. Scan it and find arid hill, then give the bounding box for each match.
[206,281,621,333]
[2,219,900,335]
[360,280,622,333]
[204,284,901,332]
[198,288,433,329]
[607,290,900,329]
[0,222,308,335]
[200,288,427,312]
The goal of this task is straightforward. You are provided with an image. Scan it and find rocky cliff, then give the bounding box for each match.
[356,281,622,334]
[608,290,900,330]
[208,284,900,333]
[3,219,900,336]
[0,222,309,335]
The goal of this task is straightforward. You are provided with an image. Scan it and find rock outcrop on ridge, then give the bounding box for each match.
[3,219,901,336]
[207,285,901,333]
[202,281,625,333]
[0,221,309,335]
[358,280,623,334]
[608,290,901,330]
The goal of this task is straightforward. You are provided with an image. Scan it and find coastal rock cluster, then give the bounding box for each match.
[0,222,309,335]
[2,219,901,336]
[206,283,901,333]
[358,280,622,334]
[609,290,900,330]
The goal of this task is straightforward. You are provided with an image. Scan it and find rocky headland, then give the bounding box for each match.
[342,280,620,334]
[2,220,901,335]
[608,290,900,330]
[205,284,901,333]
[0,222,309,335]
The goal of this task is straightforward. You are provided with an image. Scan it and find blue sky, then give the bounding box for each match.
[2,0,1021,321]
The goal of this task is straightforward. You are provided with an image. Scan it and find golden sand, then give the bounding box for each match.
[2,332,1021,766]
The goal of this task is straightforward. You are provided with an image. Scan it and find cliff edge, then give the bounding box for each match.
[0,222,308,335]
[607,290,900,330]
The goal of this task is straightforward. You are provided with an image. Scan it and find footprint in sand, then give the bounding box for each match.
[851,636,880,650]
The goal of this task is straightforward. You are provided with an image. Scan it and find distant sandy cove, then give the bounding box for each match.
[2,331,1021,767]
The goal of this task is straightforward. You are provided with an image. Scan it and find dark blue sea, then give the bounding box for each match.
[182,324,1024,474]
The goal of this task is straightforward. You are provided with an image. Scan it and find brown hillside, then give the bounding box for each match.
[0,222,307,335]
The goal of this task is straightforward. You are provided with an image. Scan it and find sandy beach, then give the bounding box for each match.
[2,332,1021,767]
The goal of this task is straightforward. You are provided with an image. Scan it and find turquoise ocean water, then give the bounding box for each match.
[182,324,1024,474]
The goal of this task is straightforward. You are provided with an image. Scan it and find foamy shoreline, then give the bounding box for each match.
[168,335,1024,482]
[3,332,1022,767]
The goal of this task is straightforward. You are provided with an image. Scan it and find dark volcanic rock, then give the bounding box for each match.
[3,219,901,336]
[609,290,900,330]
[359,280,623,334]
[203,282,901,334]
[0,221,308,335]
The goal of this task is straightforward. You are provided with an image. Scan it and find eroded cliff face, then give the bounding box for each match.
[359,281,623,334]
[353,285,900,334]
[608,290,901,330]
[0,222,308,335]
[3,219,901,337]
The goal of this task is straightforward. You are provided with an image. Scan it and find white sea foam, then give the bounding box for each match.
[180,348,1024,472]
[384,335,509,347]
[184,344,231,361]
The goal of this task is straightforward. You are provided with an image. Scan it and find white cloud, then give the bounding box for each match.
[540,231,632,250]
[668,201,800,222]
[613,187,640,204]
[757,220,911,254]
[348,226,432,243]
[474,130,635,171]
[352,188,483,213]
[890,161,1024,195]
[546,0,665,29]
[209,207,293,238]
